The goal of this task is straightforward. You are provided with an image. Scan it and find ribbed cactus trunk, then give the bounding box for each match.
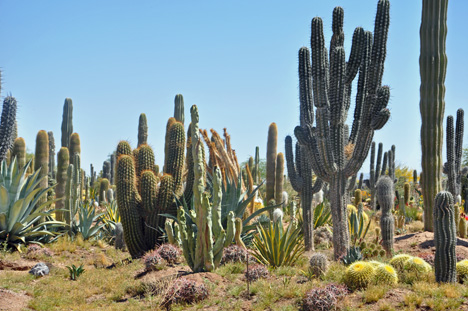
[0,96,17,163]
[266,123,277,206]
[445,109,464,199]
[11,137,26,170]
[55,147,69,221]
[294,1,391,259]
[174,94,185,124]
[434,191,457,283]
[138,113,148,146]
[419,0,448,232]
[275,152,284,208]
[35,130,49,205]
[48,131,55,179]
[376,176,394,256]
[61,98,73,149]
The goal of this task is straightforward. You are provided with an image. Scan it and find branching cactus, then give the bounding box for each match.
[376,176,394,256]
[419,0,448,232]
[61,98,73,149]
[294,1,391,259]
[0,96,17,163]
[115,115,185,258]
[285,136,323,251]
[364,142,387,210]
[434,191,457,283]
[444,109,464,199]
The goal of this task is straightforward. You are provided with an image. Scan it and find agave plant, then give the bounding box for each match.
[251,220,305,267]
[0,158,63,250]
[297,199,332,232]
[348,210,371,247]
[69,201,105,240]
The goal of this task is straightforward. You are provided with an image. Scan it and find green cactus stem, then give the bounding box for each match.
[138,113,148,147]
[35,130,49,204]
[377,176,394,256]
[100,178,110,203]
[266,123,277,206]
[0,96,17,163]
[48,131,55,179]
[61,98,73,148]
[434,191,457,283]
[444,109,464,199]
[11,137,26,170]
[174,94,185,124]
[275,152,284,208]
[55,147,69,221]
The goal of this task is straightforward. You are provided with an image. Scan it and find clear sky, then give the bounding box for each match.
[1,0,467,177]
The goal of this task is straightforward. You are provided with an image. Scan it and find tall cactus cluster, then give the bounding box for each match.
[115,109,186,258]
[293,1,391,259]
[61,98,73,149]
[444,109,464,199]
[433,191,457,283]
[419,0,448,232]
[364,142,387,210]
[265,123,284,208]
[376,176,394,256]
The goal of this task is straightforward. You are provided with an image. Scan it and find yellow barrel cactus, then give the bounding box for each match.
[344,261,375,290]
[456,260,468,283]
[389,254,413,272]
[374,264,398,285]
[404,257,432,273]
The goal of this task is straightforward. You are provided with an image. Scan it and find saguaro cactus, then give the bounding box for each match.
[376,176,394,256]
[294,1,391,259]
[444,109,464,199]
[61,98,73,148]
[419,0,448,232]
[364,142,388,210]
[266,123,278,205]
[434,191,457,283]
[0,96,17,163]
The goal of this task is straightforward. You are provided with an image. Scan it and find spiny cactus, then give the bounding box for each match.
[444,109,464,200]
[275,152,284,208]
[99,178,110,204]
[174,94,184,124]
[419,0,448,232]
[293,1,391,259]
[48,131,55,179]
[35,131,50,204]
[376,176,394,256]
[344,261,375,290]
[266,123,277,207]
[354,189,362,207]
[0,96,17,163]
[364,142,387,210]
[137,113,148,146]
[374,264,398,285]
[390,254,413,273]
[55,147,70,221]
[69,133,81,157]
[61,98,73,149]
[404,257,432,273]
[434,191,457,283]
[309,253,329,277]
[404,182,410,206]
[11,137,26,170]
[456,260,468,283]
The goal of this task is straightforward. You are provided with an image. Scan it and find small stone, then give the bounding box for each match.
[29,262,49,277]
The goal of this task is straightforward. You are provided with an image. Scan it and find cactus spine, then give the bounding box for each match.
[55,147,69,221]
[11,137,26,170]
[138,113,148,146]
[48,131,55,179]
[419,0,448,232]
[444,109,464,199]
[0,96,17,163]
[434,191,457,283]
[34,131,49,204]
[377,176,394,256]
[294,1,391,259]
[61,98,73,148]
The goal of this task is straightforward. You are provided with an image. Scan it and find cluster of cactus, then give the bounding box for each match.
[389,254,432,278]
[376,175,395,256]
[142,249,165,271]
[433,191,457,283]
[358,241,386,259]
[292,0,391,259]
[245,264,269,282]
[344,260,398,290]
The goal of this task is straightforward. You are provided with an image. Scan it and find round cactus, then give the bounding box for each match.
[344,261,375,290]
[157,244,181,265]
[389,254,413,272]
[143,250,165,271]
[374,264,398,285]
[309,253,329,277]
[368,260,382,268]
[404,257,432,273]
[456,260,468,283]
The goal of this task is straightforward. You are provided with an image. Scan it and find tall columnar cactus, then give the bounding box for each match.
[172,105,233,272]
[294,1,390,259]
[34,130,49,204]
[376,176,394,256]
[69,133,81,157]
[419,0,448,232]
[110,153,116,185]
[285,136,323,251]
[358,172,364,190]
[0,96,17,163]
[100,178,110,203]
[55,147,70,221]
[61,98,73,148]
[184,123,194,205]
[90,164,95,186]
[266,123,278,205]
[174,94,185,124]
[48,131,55,179]
[387,145,396,182]
[11,137,26,170]
[253,146,260,184]
[404,182,410,206]
[138,113,148,146]
[444,109,464,199]
[116,117,185,258]
[354,189,362,207]
[102,161,111,181]
[275,152,284,208]
[364,142,387,210]
[434,191,457,283]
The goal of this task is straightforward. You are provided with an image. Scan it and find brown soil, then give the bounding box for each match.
[0,258,35,271]
[0,289,31,311]
[394,231,468,259]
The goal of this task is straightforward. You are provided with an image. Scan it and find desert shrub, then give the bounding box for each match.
[221,245,249,264]
[161,277,208,308]
[157,244,181,265]
[303,284,348,311]
[143,250,165,271]
[245,264,269,282]
[25,244,53,259]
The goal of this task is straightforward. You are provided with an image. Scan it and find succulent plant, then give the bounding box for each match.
[404,257,432,273]
[456,260,468,283]
[344,261,375,290]
[157,244,181,265]
[444,109,464,204]
[61,98,73,149]
[302,287,337,311]
[376,175,395,256]
[389,254,413,273]
[0,96,17,164]
[245,264,269,282]
[222,245,249,264]
[143,249,165,271]
[309,253,329,277]
[162,277,208,308]
[374,264,398,285]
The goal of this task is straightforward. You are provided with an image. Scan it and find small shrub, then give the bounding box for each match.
[66,264,85,280]
[309,253,329,278]
[303,284,347,311]
[221,245,249,264]
[143,250,165,271]
[161,277,208,308]
[245,264,269,282]
[363,285,388,303]
[157,244,181,265]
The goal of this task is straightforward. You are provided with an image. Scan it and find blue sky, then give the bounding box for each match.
[1,1,467,177]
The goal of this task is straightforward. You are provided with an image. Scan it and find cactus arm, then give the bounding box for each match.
[61,98,73,149]
[137,113,148,147]
[285,136,303,192]
[0,96,17,163]
[212,166,223,237]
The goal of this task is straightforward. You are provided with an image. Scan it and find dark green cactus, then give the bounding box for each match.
[294,1,390,259]
[364,142,387,210]
[100,178,110,203]
[387,145,396,182]
[61,98,73,148]
[11,137,26,170]
[55,147,69,221]
[164,121,185,197]
[0,96,17,163]
[434,191,457,283]
[266,123,277,206]
[48,131,55,179]
[174,94,184,124]
[404,182,410,206]
[138,113,148,146]
[419,0,448,232]
[376,176,394,256]
[163,117,176,171]
[253,146,260,184]
[35,130,49,204]
[358,172,364,190]
[275,152,284,208]
[184,123,194,206]
[444,109,464,200]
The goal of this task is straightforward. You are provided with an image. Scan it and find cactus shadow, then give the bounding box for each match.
[394,233,416,242]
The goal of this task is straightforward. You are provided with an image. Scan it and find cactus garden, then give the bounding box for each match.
[2,0,468,310]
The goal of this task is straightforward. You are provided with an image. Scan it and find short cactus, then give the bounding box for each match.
[343,261,375,290]
[376,175,394,256]
[143,249,165,271]
[157,244,181,265]
[374,264,398,285]
[389,254,413,273]
[433,191,457,283]
[245,264,269,282]
[456,260,468,283]
[309,253,329,277]
[404,257,432,273]
[222,245,249,264]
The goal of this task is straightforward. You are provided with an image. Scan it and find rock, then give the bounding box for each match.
[29,262,49,277]
[114,222,126,251]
